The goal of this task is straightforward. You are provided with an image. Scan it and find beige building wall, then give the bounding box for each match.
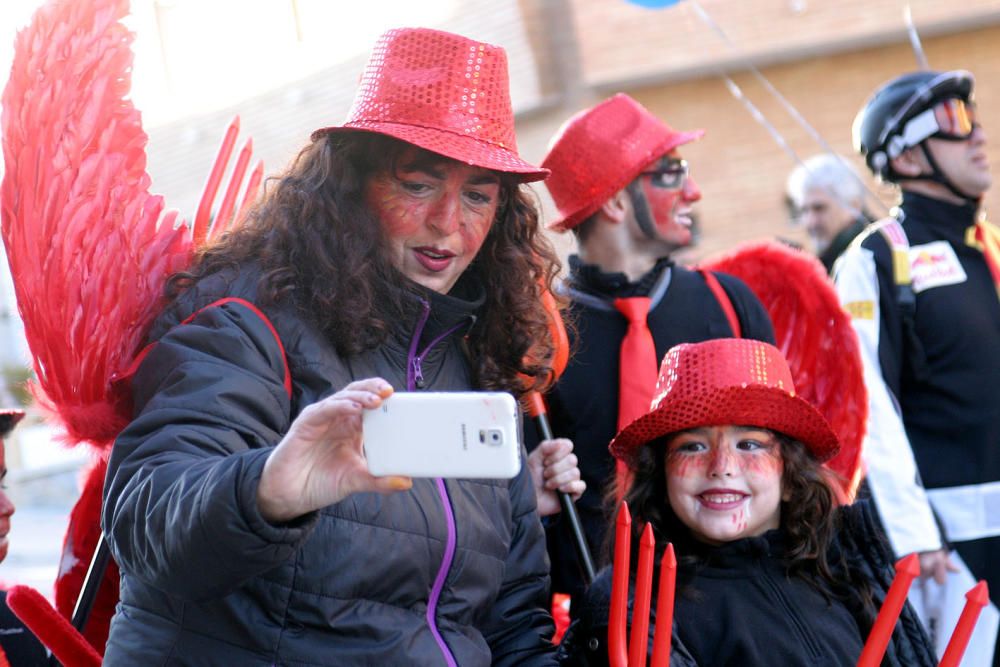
[135,1,1000,266]
[515,11,1000,264]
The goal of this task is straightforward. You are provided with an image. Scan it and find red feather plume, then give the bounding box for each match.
[699,241,867,501]
[1,0,190,450]
[1,0,261,655]
[7,585,103,667]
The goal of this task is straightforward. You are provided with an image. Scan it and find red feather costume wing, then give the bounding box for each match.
[1,0,259,654]
[1,0,190,449]
[699,241,867,502]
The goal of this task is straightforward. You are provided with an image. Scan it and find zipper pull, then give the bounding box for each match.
[412,357,425,388]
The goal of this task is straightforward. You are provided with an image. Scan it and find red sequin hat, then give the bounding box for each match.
[609,339,840,467]
[542,93,704,231]
[313,27,547,182]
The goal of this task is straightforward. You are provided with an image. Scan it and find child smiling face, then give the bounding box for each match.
[664,425,785,545]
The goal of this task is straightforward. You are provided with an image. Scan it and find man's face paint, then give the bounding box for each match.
[627,152,701,249]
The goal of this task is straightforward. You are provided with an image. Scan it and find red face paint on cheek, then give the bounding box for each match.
[458,214,493,254]
[666,452,708,479]
[366,177,425,238]
[742,452,784,476]
[640,180,689,242]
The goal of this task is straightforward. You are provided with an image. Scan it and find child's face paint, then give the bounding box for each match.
[664,425,784,545]
[365,146,501,294]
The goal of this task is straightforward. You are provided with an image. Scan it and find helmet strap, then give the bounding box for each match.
[919,143,981,204]
[626,180,659,240]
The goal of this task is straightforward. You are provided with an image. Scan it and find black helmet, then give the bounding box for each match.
[852,70,974,181]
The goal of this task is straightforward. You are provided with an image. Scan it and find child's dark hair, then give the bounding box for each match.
[604,429,876,615]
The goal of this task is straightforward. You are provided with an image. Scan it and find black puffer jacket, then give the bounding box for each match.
[557,501,935,666]
[102,266,557,666]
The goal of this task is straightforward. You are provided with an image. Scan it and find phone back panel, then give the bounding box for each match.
[362,392,521,479]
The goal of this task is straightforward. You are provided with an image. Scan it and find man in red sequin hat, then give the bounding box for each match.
[528,93,775,603]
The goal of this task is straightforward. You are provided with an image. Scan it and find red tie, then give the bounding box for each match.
[613,297,659,430]
[613,297,658,494]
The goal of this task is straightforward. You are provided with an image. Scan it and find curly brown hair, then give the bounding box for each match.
[605,430,874,612]
[167,132,563,397]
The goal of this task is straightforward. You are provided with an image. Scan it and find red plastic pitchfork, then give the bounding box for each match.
[857,552,989,667]
[69,116,263,642]
[609,500,989,667]
[608,500,676,667]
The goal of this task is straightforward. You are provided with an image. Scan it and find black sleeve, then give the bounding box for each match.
[102,302,317,601]
[837,501,937,667]
[481,448,560,666]
[713,272,776,344]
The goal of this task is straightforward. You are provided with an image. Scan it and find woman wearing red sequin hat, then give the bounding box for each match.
[101,27,582,665]
[557,338,936,666]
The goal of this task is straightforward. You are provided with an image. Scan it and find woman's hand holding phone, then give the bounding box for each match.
[256,378,412,523]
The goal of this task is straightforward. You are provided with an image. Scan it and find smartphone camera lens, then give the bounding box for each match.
[480,428,503,446]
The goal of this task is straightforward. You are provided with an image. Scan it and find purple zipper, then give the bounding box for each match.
[406,297,460,667]
[406,299,432,391]
[427,478,459,667]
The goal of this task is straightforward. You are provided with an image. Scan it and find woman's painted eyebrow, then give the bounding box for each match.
[399,159,446,179]
[398,158,500,185]
[467,174,500,186]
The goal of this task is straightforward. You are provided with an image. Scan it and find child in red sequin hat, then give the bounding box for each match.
[557,338,935,667]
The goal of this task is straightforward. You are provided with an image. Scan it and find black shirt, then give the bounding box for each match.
[673,531,863,666]
[0,590,47,666]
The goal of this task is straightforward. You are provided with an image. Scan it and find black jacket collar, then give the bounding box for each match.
[568,255,673,299]
[901,190,979,242]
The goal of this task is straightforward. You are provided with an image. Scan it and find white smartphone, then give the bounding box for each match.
[362,391,522,479]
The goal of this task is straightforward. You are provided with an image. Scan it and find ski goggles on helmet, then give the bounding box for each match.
[887,97,977,158]
[640,159,689,190]
[930,98,976,138]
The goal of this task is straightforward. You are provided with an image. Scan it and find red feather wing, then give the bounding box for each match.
[1,0,192,452]
[699,241,867,501]
[2,0,258,653]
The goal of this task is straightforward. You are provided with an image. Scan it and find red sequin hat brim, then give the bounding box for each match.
[609,385,840,468]
[314,123,549,183]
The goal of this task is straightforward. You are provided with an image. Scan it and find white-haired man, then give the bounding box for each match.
[786,153,870,272]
